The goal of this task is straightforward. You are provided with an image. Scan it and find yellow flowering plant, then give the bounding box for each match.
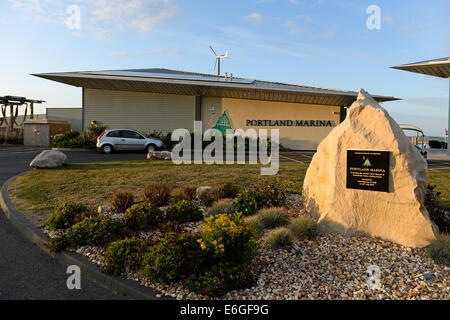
[197,213,258,265]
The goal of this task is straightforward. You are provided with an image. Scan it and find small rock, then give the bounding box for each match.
[98,205,113,216]
[147,151,171,160]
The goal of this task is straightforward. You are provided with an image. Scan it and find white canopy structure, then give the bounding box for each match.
[392,57,450,155]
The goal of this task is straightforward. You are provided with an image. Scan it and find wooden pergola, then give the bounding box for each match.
[0,95,45,142]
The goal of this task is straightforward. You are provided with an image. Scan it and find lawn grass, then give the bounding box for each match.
[8,161,308,226]
[428,170,450,209]
[8,160,450,227]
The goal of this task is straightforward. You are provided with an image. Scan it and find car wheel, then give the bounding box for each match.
[146,144,155,153]
[102,144,113,154]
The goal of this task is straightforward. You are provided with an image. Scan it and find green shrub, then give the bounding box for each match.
[165,200,204,223]
[143,182,171,206]
[46,234,69,252]
[267,227,293,250]
[172,185,197,202]
[198,187,224,207]
[45,203,89,230]
[111,190,134,213]
[142,130,175,151]
[199,189,215,207]
[427,237,450,266]
[425,185,450,233]
[51,216,128,251]
[51,126,105,149]
[51,130,80,148]
[256,207,289,230]
[104,238,152,275]
[198,213,258,265]
[206,199,236,217]
[142,232,205,284]
[289,217,319,240]
[234,190,266,216]
[87,123,108,138]
[219,182,240,199]
[186,263,254,298]
[125,203,164,231]
[250,180,286,208]
[76,131,96,149]
[186,213,258,297]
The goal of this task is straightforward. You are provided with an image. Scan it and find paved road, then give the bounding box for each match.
[427,159,450,172]
[0,146,124,300]
[280,151,450,172]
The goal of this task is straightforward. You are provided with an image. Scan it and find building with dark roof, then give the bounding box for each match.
[34,68,398,150]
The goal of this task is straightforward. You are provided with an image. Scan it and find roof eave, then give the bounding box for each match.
[32,72,400,105]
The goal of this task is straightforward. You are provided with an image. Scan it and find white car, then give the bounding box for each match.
[96,129,163,154]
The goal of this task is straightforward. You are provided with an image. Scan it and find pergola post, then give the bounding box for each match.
[30,101,34,119]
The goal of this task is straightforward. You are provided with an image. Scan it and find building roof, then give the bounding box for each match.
[33,68,399,107]
[391,57,450,78]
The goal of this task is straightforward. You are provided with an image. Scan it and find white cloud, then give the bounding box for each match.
[244,12,263,23]
[282,15,313,36]
[321,28,336,38]
[8,0,179,39]
[108,48,182,58]
[384,15,395,26]
[86,0,179,33]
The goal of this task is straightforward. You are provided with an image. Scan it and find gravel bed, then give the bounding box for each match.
[49,227,449,300]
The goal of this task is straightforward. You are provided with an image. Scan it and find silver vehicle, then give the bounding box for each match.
[96,129,163,154]
[400,124,428,159]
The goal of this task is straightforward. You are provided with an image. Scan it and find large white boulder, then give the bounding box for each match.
[30,150,67,168]
[303,89,439,248]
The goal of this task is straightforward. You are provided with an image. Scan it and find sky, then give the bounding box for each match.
[1,0,449,136]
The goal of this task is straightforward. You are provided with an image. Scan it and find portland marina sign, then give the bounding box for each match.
[246,120,335,127]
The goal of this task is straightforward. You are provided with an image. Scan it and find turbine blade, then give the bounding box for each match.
[209,46,217,56]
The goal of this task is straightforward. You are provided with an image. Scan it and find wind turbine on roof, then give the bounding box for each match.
[210,46,228,76]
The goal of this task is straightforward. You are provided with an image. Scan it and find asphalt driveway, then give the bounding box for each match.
[0,146,125,299]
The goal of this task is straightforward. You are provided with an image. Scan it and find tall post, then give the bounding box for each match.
[217,57,220,76]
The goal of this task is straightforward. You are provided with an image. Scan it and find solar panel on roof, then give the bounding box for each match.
[82,70,255,84]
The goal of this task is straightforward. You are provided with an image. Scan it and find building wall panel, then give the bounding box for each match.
[46,108,83,132]
[84,89,195,133]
